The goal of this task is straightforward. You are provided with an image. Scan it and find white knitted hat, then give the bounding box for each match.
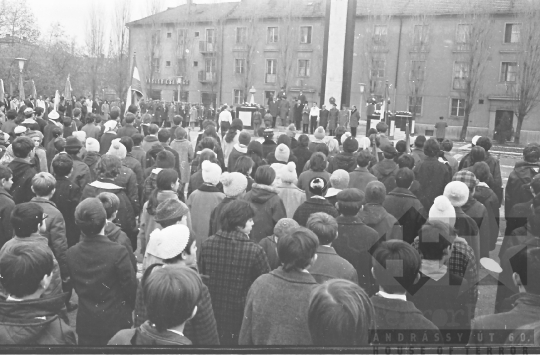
[443,181,470,207]
[220,172,247,197]
[429,195,456,226]
[202,160,222,185]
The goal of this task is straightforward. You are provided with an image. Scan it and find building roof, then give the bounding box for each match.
[127,2,239,27]
[227,0,325,19]
[357,0,534,17]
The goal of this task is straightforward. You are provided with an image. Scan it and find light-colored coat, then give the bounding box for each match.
[276,183,306,218]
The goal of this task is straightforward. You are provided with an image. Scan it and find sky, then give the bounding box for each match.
[26,0,235,47]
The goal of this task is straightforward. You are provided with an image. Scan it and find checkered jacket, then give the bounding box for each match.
[200,230,270,343]
[412,239,478,317]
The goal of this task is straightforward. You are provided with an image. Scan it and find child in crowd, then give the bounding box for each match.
[67,198,137,345]
[8,136,37,204]
[131,133,147,171]
[259,218,299,270]
[232,156,255,192]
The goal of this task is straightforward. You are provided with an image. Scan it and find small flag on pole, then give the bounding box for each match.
[0,80,5,104]
[18,76,25,100]
[131,55,143,101]
[124,85,132,115]
[64,74,72,100]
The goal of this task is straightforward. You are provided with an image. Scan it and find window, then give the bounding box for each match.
[236,27,247,44]
[152,30,161,46]
[409,60,426,82]
[194,31,200,37]
[453,62,469,90]
[456,24,471,44]
[298,59,310,77]
[235,58,245,74]
[167,32,172,38]
[413,24,429,50]
[165,61,171,67]
[451,98,465,117]
[152,58,160,73]
[500,62,517,82]
[193,61,198,67]
[373,25,388,43]
[371,59,385,78]
[265,59,277,83]
[205,58,216,73]
[300,26,312,44]
[206,28,215,43]
[234,89,244,105]
[177,29,188,45]
[504,23,521,43]
[267,27,278,43]
[408,96,423,115]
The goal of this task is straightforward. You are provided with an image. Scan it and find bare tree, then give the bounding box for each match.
[108,0,131,102]
[85,3,106,99]
[456,9,492,141]
[511,6,540,144]
[276,3,300,91]
[233,12,260,102]
[142,1,163,98]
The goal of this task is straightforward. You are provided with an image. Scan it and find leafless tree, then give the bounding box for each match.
[456,9,492,141]
[511,6,540,144]
[276,3,300,92]
[85,3,106,99]
[233,12,260,102]
[108,0,131,102]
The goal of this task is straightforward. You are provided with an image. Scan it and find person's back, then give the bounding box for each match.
[349,150,378,192]
[371,146,399,193]
[0,166,14,250]
[169,127,194,185]
[358,181,402,242]
[292,176,338,227]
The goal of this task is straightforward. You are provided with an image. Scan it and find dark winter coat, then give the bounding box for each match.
[82,151,100,182]
[309,245,358,284]
[461,197,497,258]
[327,152,357,173]
[243,184,287,243]
[99,131,117,155]
[413,156,451,211]
[67,233,137,339]
[505,160,540,232]
[348,166,378,192]
[293,197,339,227]
[123,154,144,189]
[291,146,312,177]
[8,158,37,204]
[0,188,14,250]
[0,293,76,345]
[209,196,237,237]
[109,321,191,345]
[259,236,280,270]
[383,187,426,244]
[227,145,248,172]
[371,159,399,193]
[262,140,277,161]
[113,165,140,217]
[51,176,81,248]
[117,124,139,138]
[454,207,481,262]
[104,222,136,271]
[474,184,500,247]
[69,156,91,192]
[131,146,146,171]
[358,203,402,242]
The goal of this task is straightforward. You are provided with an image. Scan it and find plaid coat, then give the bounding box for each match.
[200,230,270,345]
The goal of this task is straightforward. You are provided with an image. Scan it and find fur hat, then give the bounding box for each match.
[275,143,290,163]
[280,162,298,184]
[155,198,189,223]
[330,169,350,189]
[239,131,251,146]
[72,131,86,144]
[286,124,296,138]
[220,172,248,197]
[86,137,100,153]
[343,136,359,153]
[314,126,326,140]
[443,181,470,207]
[146,224,190,260]
[309,177,328,196]
[107,138,127,159]
[202,160,222,185]
[429,195,456,226]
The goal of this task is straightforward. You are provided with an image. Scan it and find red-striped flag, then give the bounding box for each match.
[131,55,143,100]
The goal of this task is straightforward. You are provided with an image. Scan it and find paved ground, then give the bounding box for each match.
[66,123,522,332]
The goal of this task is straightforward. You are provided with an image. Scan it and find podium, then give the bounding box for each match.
[235,106,257,129]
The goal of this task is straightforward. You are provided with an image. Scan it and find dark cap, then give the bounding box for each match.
[336,188,365,203]
[65,136,82,152]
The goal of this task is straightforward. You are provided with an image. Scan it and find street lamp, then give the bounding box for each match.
[16,58,27,73]
[249,86,256,105]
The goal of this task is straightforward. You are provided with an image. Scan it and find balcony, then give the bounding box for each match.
[453,43,471,52]
[410,43,430,53]
[489,83,520,100]
[199,41,215,54]
[198,70,217,83]
[265,73,277,84]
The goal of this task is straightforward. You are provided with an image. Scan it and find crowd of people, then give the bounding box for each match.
[0,94,539,348]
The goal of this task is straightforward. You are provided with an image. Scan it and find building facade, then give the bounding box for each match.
[127,0,540,142]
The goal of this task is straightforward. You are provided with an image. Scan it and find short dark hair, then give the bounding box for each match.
[414,135,426,148]
[158,129,171,143]
[11,203,43,238]
[314,143,329,157]
[125,112,135,124]
[0,244,53,298]
[0,165,12,181]
[12,136,34,158]
[470,146,486,164]
[52,154,73,177]
[143,265,202,332]
[233,156,254,175]
[149,124,159,135]
[73,108,81,118]
[357,149,373,168]
[6,109,16,120]
[397,154,415,169]
[34,107,44,117]
[310,152,327,172]
[476,136,492,152]
[308,279,375,346]
[306,212,338,245]
[254,165,275,185]
[418,220,455,260]
[423,138,440,157]
[395,140,407,154]
[441,139,453,152]
[395,167,414,188]
[220,200,255,232]
[85,114,95,123]
[51,126,62,139]
[469,162,491,184]
[119,136,133,153]
[132,133,144,146]
[510,247,540,295]
[373,240,421,293]
[199,137,215,151]
[298,134,310,148]
[278,227,319,272]
[127,104,138,114]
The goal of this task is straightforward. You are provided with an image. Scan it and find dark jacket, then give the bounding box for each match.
[113,165,141,217]
[383,187,426,244]
[309,245,358,284]
[262,140,277,161]
[358,203,402,242]
[109,321,191,345]
[239,267,317,345]
[82,151,100,182]
[292,196,339,227]
[43,121,58,148]
[0,293,76,345]
[259,236,280,270]
[413,156,451,211]
[67,234,137,338]
[51,176,81,248]
[461,197,496,259]
[371,159,399,193]
[123,154,144,188]
[505,160,540,234]
[474,184,500,246]
[209,196,236,237]
[117,124,139,138]
[0,188,14,249]
[243,184,287,243]
[333,215,380,295]
[455,206,481,262]
[291,146,312,177]
[348,167,378,192]
[8,158,37,204]
[327,152,357,173]
[131,146,146,171]
[99,131,117,155]
[227,145,248,172]
[104,222,136,271]
[69,156,91,192]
